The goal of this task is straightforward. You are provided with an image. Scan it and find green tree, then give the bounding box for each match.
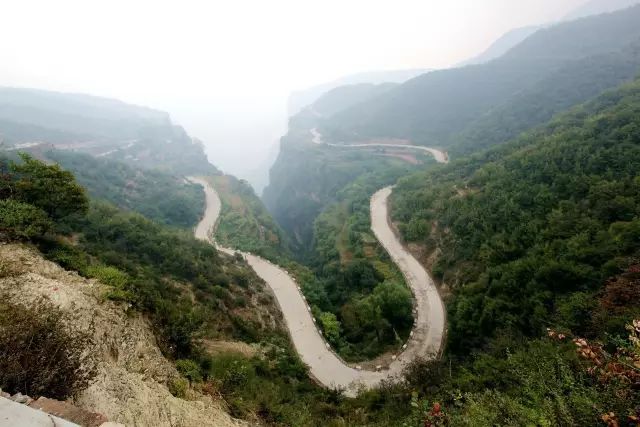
[0,199,51,239]
[175,359,203,383]
[371,281,413,331]
[11,153,88,220]
[319,312,342,346]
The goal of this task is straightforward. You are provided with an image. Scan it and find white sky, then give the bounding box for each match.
[0,0,586,188]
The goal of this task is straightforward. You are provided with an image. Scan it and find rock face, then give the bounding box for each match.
[0,243,245,427]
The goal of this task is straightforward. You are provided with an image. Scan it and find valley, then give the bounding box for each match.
[190,158,446,395]
[2,2,640,425]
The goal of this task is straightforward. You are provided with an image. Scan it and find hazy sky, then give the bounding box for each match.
[0,0,586,188]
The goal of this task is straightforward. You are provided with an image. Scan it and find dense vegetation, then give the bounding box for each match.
[210,166,416,359]
[4,11,640,421]
[0,153,281,360]
[261,64,640,425]
[262,124,436,360]
[0,153,419,425]
[392,79,640,355]
[1,87,638,426]
[210,174,290,259]
[306,168,416,360]
[46,150,205,228]
[450,41,640,155]
[318,6,640,149]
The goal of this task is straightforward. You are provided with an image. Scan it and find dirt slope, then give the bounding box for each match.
[0,243,245,427]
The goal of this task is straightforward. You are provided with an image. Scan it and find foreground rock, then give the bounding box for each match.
[0,244,244,427]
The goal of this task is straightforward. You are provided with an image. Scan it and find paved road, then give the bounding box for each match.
[310,127,448,163]
[189,144,446,395]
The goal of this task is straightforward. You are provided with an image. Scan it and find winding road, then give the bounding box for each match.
[190,135,446,396]
[310,127,448,163]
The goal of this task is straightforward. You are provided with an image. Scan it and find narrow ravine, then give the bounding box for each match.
[190,142,446,396]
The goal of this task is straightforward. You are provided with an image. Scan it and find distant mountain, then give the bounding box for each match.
[317,5,640,148]
[563,0,640,21]
[310,83,397,118]
[289,83,398,132]
[287,69,429,117]
[450,41,640,155]
[459,0,640,68]
[0,87,216,174]
[0,87,168,142]
[458,26,540,66]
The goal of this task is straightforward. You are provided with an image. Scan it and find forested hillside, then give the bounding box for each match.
[266,6,640,277]
[4,76,640,424]
[0,153,359,426]
[261,29,640,421]
[309,83,397,118]
[391,79,640,354]
[3,3,640,422]
[46,150,205,228]
[0,153,283,356]
[458,0,640,68]
[379,77,640,426]
[451,41,640,155]
[264,134,433,250]
[209,174,291,259]
[307,168,416,360]
[0,86,168,142]
[317,6,640,148]
[264,77,640,425]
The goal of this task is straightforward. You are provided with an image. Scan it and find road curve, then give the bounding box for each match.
[189,146,446,395]
[310,127,448,163]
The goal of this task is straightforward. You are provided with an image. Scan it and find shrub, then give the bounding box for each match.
[43,244,90,275]
[87,264,129,288]
[176,359,203,383]
[234,295,247,307]
[213,273,230,287]
[104,288,136,303]
[208,354,254,393]
[86,265,136,303]
[0,260,19,279]
[0,297,96,399]
[319,312,342,346]
[168,377,189,398]
[0,199,51,240]
[11,153,88,220]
